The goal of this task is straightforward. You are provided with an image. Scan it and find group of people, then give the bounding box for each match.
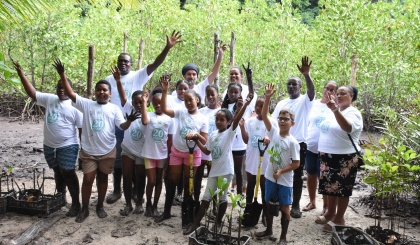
[13,30,363,245]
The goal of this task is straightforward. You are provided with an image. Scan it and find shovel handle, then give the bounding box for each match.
[258,139,268,157]
[186,138,197,195]
[186,137,197,155]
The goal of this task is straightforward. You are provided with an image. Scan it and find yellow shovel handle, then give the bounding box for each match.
[189,154,193,195]
[254,156,263,199]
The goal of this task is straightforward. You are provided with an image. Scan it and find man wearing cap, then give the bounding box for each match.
[171,44,227,99]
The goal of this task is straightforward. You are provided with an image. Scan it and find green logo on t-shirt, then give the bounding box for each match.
[130,128,144,141]
[47,110,59,124]
[180,126,192,140]
[212,146,222,160]
[92,119,105,132]
[251,135,262,149]
[152,128,165,142]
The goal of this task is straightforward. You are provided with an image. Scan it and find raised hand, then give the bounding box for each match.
[242,61,253,80]
[126,109,141,122]
[52,59,65,75]
[218,42,228,55]
[159,74,170,92]
[326,93,338,111]
[236,96,244,109]
[141,91,149,104]
[245,92,254,104]
[110,66,121,82]
[12,61,24,76]
[264,83,276,98]
[297,56,312,75]
[166,30,183,49]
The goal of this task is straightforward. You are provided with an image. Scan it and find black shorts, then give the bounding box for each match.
[232,150,246,157]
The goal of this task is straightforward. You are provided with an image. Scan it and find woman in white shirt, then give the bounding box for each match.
[316,86,363,231]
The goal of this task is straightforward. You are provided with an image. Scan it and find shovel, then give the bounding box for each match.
[182,138,197,228]
[242,139,268,227]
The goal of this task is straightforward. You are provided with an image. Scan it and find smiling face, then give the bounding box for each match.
[322,82,338,100]
[336,87,353,109]
[131,94,143,113]
[56,81,69,100]
[229,68,243,83]
[117,54,133,75]
[176,82,189,101]
[206,86,219,108]
[215,111,231,132]
[95,83,111,104]
[254,98,264,119]
[183,70,198,87]
[152,94,162,115]
[277,112,295,131]
[184,92,199,113]
[228,85,241,103]
[286,77,302,98]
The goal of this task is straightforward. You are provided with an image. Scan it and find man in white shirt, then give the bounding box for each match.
[105,31,182,204]
[271,56,315,218]
[171,44,227,100]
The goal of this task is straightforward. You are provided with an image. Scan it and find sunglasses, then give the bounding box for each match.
[278,117,292,122]
[324,87,336,92]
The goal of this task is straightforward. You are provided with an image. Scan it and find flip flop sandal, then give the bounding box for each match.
[315,215,329,224]
[323,221,336,232]
[302,202,316,211]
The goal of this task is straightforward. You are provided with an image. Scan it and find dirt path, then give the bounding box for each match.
[0,116,419,244]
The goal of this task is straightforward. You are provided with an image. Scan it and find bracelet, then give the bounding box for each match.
[331,107,339,112]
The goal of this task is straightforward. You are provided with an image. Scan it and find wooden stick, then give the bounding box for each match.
[350,54,358,87]
[87,45,95,99]
[123,32,128,53]
[138,38,144,70]
[230,32,235,68]
[213,33,220,87]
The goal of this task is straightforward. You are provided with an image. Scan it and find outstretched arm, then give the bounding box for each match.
[160,75,175,118]
[111,66,127,107]
[232,93,253,130]
[146,30,182,76]
[140,91,150,125]
[13,61,36,101]
[297,56,315,101]
[239,118,248,143]
[196,139,211,155]
[52,59,76,103]
[262,83,276,132]
[206,43,228,84]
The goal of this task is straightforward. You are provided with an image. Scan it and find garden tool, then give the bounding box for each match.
[182,138,197,228]
[242,139,268,227]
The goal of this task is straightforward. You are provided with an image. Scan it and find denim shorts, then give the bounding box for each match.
[265,179,292,205]
[305,150,320,176]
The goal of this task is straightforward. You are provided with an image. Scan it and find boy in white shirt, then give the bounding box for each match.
[14,61,82,217]
[53,59,140,223]
[256,84,300,245]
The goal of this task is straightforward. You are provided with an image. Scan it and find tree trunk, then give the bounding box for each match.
[41,13,51,92]
[138,38,144,70]
[87,45,95,99]
[230,32,236,68]
[350,54,358,87]
[213,33,220,87]
[123,32,128,53]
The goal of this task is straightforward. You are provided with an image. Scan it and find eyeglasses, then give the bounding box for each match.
[278,117,292,122]
[324,87,336,92]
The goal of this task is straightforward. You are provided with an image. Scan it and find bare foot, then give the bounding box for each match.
[255,229,273,238]
[183,224,196,235]
[66,203,81,217]
[119,205,133,216]
[133,204,144,214]
[155,212,171,223]
[75,207,89,223]
[96,206,108,218]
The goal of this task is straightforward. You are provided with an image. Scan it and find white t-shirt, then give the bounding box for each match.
[105,66,153,111]
[73,95,126,156]
[206,126,237,177]
[228,103,252,151]
[173,109,209,152]
[306,100,333,153]
[222,83,258,111]
[167,94,185,110]
[272,93,314,143]
[141,112,175,159]
[198,107,220,161]
[36,92,82,148]
[171,78,209,100]
[265,127,300,187]
[244,117,278,176]
[318,106,363,154]
[121,102,147,157]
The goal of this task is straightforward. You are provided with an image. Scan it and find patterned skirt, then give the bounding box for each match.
[318,152,359,197]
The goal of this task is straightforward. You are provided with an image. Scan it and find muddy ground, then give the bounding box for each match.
[0,116,419,245]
